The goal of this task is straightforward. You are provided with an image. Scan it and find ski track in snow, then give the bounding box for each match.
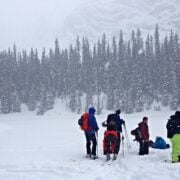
[0,106,180,180]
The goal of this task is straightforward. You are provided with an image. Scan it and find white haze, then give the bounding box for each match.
[1,0,179,52]
[0,0,87,51]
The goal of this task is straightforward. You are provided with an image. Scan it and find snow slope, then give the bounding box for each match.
[0,101,180,180]
[61,0,180,44]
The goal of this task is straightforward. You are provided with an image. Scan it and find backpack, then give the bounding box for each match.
[107,114,116,123]
[131,127,141,142]
[102,114,116,128]
[106,114,117,131]
[78,113,89,131]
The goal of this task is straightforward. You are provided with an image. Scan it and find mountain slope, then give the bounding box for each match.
[61,0,180,44]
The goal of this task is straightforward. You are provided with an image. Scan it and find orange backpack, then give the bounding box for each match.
[78,113,90,131]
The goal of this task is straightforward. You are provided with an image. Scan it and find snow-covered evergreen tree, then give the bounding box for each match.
[0,25,179,115]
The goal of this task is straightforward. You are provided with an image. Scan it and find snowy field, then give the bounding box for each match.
[0,102,180,180]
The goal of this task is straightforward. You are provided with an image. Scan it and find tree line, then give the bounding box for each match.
[0,25,179,115]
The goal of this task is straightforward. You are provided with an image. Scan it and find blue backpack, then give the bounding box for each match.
[151,137,170,149]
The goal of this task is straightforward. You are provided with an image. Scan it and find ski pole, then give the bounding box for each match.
[122,135,125,157]
[124,124,131,150]
[96,131,98,157]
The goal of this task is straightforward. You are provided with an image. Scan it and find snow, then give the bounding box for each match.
[0,101,180,180]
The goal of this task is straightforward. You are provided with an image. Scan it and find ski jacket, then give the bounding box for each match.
[103,113,125,132]
[85,107,99,134]
[166,114,180,138]
[115,113,125,132]
[138,121,149,141]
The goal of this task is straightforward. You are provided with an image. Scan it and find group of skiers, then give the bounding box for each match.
[78,107,180,163]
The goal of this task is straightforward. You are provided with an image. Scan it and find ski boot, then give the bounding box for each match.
[91,155,98,160]
[86,154,91,158]
[106,154,110,161]
[112,154,117,160]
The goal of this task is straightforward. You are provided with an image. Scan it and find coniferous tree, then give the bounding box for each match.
[154,24,161,105]
[106,43,114,110]
[0,25,180,115]
[69,45,77,112]
[144,34,154,109]
[125,41,134,113]
[161,36,171,106]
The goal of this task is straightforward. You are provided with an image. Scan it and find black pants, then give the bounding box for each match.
[85,132,97,156]
[139,140,149,155]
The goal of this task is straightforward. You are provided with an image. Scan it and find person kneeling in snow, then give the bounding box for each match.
[149,136,170,149]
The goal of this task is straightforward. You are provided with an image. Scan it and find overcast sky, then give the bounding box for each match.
[0,0,87,51]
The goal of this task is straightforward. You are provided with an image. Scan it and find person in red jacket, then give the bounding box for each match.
[138,117,150,155]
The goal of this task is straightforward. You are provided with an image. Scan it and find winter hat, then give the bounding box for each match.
[175,111,180,118]
[89,107,96,114]
[116,109,121,114]
[143,117,148,121]
[170,115,176,120]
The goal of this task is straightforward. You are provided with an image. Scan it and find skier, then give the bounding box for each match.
[102,114,118,160]
[138,117,150,155]
[166,111,180,163]
[84,107,99,160]
[102,109,125,160]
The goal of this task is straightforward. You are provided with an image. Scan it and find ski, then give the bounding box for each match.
[101,161,111,166]
[164,160,172,163]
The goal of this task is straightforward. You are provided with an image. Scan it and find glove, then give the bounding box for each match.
[102,121,107,127]
[122,135,125,140]
[121,119,125,125]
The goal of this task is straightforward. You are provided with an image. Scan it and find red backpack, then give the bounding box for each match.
[78,113,90,131]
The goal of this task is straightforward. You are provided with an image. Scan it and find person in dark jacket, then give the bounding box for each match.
[84,107,99,160]
[138,117,150,155]
[166,111,180,163]
[114,109,125,155]
[102,113,118,161]
[102,109,125,157]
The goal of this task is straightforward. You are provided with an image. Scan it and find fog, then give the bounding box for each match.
[0,0,87,51]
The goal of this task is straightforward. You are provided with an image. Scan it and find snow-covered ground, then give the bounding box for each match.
[0,102,180,180]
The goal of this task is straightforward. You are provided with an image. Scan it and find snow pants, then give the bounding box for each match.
[170,134,180,162]
[139,140,149,155]
[103,130,118,155]
[85,132,97,156]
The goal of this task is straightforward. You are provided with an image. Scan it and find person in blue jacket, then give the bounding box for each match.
[149,136,170,149]
[85,107,99,159]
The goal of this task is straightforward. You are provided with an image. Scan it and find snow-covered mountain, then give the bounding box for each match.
[61,0,180,44]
